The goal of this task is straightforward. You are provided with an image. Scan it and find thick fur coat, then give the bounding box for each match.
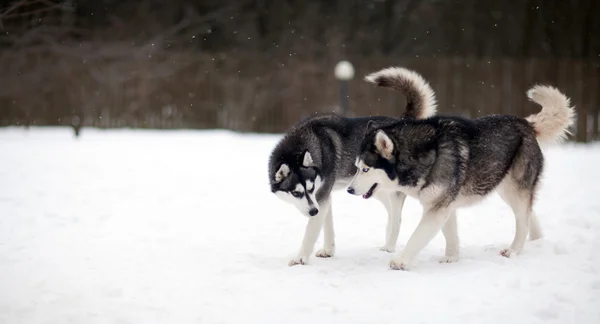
[268,67,438,266]
[348,68,575,270]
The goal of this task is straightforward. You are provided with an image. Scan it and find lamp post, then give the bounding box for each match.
[334,60,355,116]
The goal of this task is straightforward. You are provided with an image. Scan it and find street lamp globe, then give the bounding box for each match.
[334,60,355,81]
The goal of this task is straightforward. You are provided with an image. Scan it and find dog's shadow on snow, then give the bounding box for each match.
[251,238,562,275]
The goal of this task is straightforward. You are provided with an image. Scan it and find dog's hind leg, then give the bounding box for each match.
[316,199,335,258]
[378,191,406,253]
[497,134,544,255]
[439,210,459,263]
[497,179,532,258]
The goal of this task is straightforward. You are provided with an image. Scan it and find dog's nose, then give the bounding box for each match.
[308,208,319,216]
[347,187,355,195]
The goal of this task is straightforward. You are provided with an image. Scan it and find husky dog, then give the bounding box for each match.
[348,67,575,270]
[268,67,437,266]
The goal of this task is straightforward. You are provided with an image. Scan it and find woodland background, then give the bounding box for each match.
[0,0,598,141]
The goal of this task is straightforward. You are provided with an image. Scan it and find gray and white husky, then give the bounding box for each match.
[347,67,576,270]
[268,67,437,266]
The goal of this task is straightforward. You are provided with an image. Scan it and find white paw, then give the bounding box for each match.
[288,256,309,266]
[438,255,459,263]
[500,248,520,258]
[315,247,334,258]
[380,245,395,253]
[389,257,411,271]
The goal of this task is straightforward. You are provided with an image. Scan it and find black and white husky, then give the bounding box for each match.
[268,68,437,266]
[348,67,576,270]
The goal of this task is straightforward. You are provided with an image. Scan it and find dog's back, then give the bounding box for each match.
[402,114,541,207]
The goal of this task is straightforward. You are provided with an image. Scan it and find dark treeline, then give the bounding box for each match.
[0,0,599,140]
[3,0,596,57]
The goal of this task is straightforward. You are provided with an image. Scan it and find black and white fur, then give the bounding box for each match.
[268,67,437,266]
[348,70,576,270]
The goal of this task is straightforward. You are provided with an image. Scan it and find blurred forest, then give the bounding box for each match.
[0,0,599,141]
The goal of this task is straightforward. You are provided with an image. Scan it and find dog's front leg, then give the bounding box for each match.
[289,200,329,266]
[315,199,335,258]
[439,210,459,263]
[389,207,452,270]
[380,191,406,253]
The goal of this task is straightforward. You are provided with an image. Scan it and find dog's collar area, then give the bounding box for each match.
[363,183,378,199]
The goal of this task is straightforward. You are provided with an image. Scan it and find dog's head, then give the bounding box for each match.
[270,150,323,217]
[347,120,437,199]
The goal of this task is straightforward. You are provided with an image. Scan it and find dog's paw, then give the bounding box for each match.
[389,257,411,271]
[288,256,309,266]
[315,248,334,258]
[499,248,519,258]
[380,245,395,253]
[438,255,459,263]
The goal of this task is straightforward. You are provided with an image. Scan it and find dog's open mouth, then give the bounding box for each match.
[362,183,378,199]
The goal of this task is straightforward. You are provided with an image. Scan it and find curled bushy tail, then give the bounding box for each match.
[365,67,437,119]
[525,85,576,143]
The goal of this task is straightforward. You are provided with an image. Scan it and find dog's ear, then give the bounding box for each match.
[375,130,394,159]
[275,163,290,182]
[302,151,314,167]
[366,120,378,131]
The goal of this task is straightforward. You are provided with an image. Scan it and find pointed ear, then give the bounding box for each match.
[275,163,290,182]
[375,130,394,159]
[366,120,378,131]
[302,151,314,167]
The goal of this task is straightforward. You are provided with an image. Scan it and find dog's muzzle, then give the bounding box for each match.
[348,183,378,199]
[362,183,378,199]
[308,208,319,216]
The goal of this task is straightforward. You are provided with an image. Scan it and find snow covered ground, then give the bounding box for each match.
[1,126,599,324]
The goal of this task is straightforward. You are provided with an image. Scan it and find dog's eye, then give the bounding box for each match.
[291,191,303,198]
[362,167,369,173]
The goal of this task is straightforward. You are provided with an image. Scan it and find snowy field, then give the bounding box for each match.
[1,126,600,324]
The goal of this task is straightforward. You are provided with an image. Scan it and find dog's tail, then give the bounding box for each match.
[365,67,437,119]
[525,85,576,143]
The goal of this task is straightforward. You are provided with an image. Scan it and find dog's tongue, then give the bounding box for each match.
[362,184,377,199]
